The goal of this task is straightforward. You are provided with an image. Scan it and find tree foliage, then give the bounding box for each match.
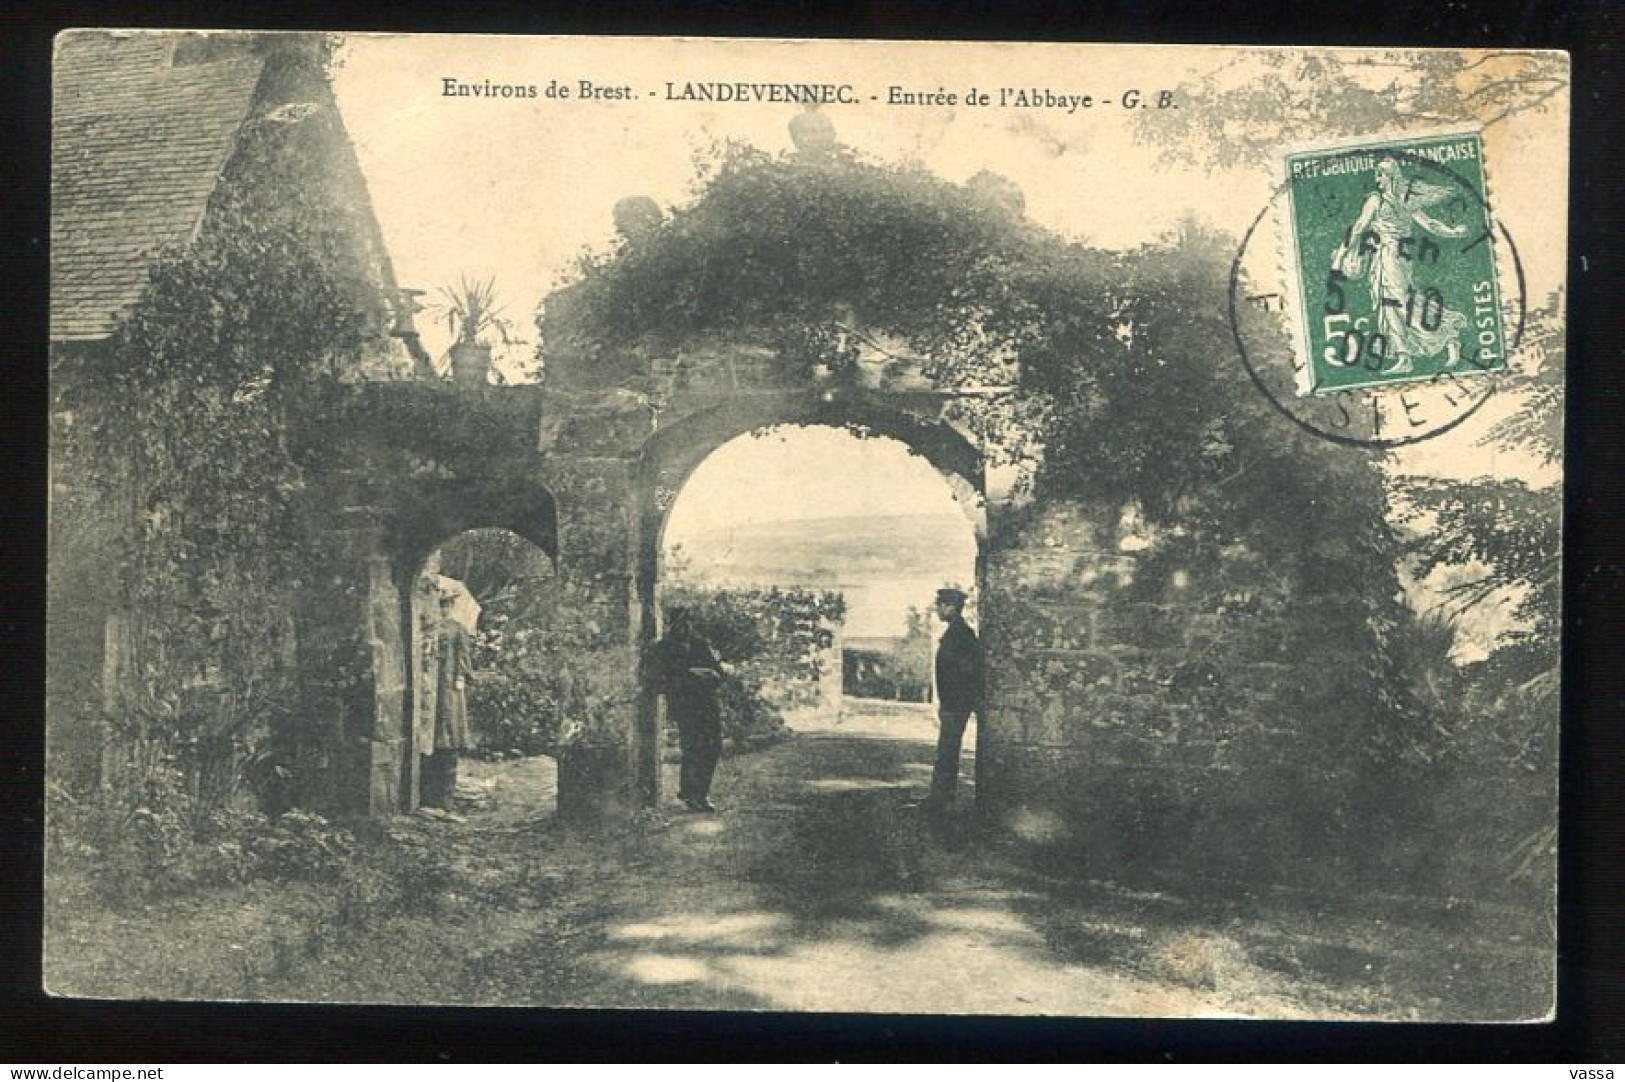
[1394,295,1564,710]
[663,585,846,748]
[1115,45,1563,892]
[1133,50,1570,172]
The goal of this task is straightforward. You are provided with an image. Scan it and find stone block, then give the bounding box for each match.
[1228,621,1292,661]
[1180,612,1225,649]
[364,556,407,741]
[1005,607,1095,651]
[366,738,404,815]
[539,388,655,453]
[1095,601,1184,650]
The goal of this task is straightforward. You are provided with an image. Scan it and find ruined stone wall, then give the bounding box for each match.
[982,498,1374,891]
[279,385,551,815]
[220,349,1404,896]
[269,348,1384,891]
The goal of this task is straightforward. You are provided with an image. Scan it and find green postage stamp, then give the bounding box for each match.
[1280,128,1508,396]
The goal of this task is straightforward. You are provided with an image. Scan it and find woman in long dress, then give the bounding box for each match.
[1335,157,1470,374]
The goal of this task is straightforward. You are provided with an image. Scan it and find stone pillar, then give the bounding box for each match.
[544,454,642,824]
[980,500,1121,836]
[404,560,441,811]
[295,508,410,816]
[363,553,409,814]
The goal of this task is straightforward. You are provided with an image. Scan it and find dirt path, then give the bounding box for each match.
[226,700,1541,1018]
[48,701,1546,1017]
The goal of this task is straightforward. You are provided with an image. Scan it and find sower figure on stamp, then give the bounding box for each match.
[922,586,982,812]
[655,609,726,814]
[423,592,474,809]
[1334,156,1470,375]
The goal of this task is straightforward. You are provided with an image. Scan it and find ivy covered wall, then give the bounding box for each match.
[49,34,425,821]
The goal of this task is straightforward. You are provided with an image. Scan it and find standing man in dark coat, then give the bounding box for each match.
[655,609,726,813]
[927,586,982,810]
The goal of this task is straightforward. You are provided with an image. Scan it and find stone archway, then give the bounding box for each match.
[627,387,988,807]
[407,526,571,816]
[389,480,560,813]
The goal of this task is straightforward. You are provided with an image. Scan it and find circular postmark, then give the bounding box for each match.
[1228,139,1527,448]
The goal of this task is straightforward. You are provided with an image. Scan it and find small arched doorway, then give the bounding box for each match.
[631,392,987,809]
[407,527,578,819]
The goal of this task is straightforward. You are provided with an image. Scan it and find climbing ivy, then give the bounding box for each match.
[57,40,371,827]
[552,148,1392,547]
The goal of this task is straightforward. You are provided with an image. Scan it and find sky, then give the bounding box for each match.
[663,426,970,531]
[661,427,980,637]
[330,34,1268,376]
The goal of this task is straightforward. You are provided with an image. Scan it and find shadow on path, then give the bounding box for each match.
[243,703,1515,1017]
[549,707,1345,1017]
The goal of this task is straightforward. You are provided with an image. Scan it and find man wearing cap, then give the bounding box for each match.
[927,586,982,810]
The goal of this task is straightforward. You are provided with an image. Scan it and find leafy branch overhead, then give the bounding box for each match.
[1130,50,1569,171]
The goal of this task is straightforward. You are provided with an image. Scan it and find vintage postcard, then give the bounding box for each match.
[47,32,1567,1019]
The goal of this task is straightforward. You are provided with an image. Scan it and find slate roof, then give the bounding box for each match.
[52,31,267,341]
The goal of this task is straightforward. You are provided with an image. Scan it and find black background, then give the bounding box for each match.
[3,0,1621,1063]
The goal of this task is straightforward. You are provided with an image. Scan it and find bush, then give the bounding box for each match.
[467,619,565,756]
[48,760,360,906]
[662,586,844,751]
[244,810,356,882]
[716,671,792,751]
[52,795,242,904]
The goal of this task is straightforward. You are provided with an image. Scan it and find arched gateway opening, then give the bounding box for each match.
[631,394,987,809]
[407,528,574,819]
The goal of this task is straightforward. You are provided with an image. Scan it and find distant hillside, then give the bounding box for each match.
[669,512,975,586]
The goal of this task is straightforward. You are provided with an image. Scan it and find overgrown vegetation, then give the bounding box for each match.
[1388,298,1564,901]
[50,776,359,904]
[49,35,378,895]
[1116,50,1564,902]
[550,147,1406,640]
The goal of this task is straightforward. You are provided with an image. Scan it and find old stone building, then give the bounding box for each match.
[49,30,427,791]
